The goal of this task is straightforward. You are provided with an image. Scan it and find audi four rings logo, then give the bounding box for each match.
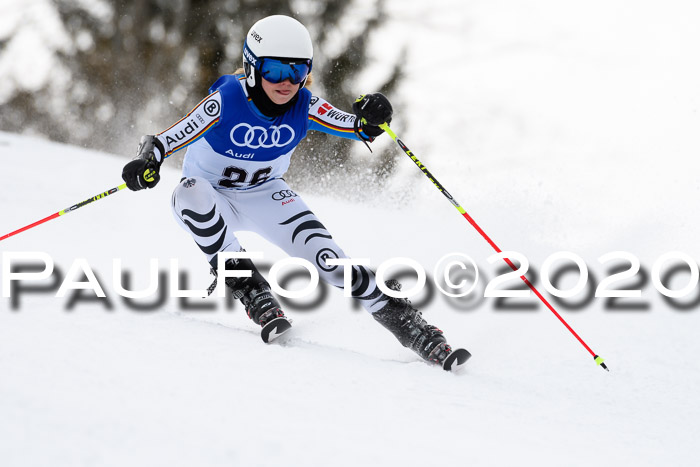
[230,123,295,149]
[272,190,298,201]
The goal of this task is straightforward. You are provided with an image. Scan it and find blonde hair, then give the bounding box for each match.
[234,67,313,88]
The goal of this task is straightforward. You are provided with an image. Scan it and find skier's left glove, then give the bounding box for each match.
[353,92,393,138]
[122,135,164,191]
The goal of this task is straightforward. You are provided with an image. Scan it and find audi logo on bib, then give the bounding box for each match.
[230,123,296,149]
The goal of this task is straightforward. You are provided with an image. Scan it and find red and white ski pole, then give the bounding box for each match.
[379,122,608,371]
[0,183,128,242]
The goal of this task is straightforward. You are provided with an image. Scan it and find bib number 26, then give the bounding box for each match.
[218,166,272,188]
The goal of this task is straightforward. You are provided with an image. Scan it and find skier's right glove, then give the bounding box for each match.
[122,135,165,191]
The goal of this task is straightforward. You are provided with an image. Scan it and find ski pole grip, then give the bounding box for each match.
[379,122,396,140]
[144,168,156,183]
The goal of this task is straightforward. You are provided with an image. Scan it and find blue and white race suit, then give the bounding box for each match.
[157,75,388,312]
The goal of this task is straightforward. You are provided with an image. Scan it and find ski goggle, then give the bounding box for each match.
[244,41,312,85]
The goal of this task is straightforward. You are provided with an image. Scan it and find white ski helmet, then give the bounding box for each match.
[243,15,313,88]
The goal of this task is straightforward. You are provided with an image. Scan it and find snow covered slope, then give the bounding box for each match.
[3,0,700,465]
[1,130,699,467]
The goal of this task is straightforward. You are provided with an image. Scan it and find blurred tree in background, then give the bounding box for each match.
[0,0,403,196]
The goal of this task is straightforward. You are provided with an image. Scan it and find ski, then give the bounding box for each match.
[261,317,293,343]
[442,348,471,371]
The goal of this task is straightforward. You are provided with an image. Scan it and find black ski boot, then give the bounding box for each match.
[209,257,287,327]
[372,280,453,365]
[238,283,285,327]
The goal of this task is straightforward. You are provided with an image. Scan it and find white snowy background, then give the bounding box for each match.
[2,1,700,466]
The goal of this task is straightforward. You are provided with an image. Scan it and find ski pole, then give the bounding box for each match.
[0,183,128,242]
[379,122,608,372]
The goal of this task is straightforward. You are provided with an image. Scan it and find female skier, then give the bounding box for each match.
[122,15,463,367]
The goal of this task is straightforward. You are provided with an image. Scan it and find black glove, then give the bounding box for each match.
[122,135,164,191]
[353,93,393,138]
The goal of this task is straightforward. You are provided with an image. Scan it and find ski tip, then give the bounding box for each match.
[261,317,292,343]
[442,348,472,372]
